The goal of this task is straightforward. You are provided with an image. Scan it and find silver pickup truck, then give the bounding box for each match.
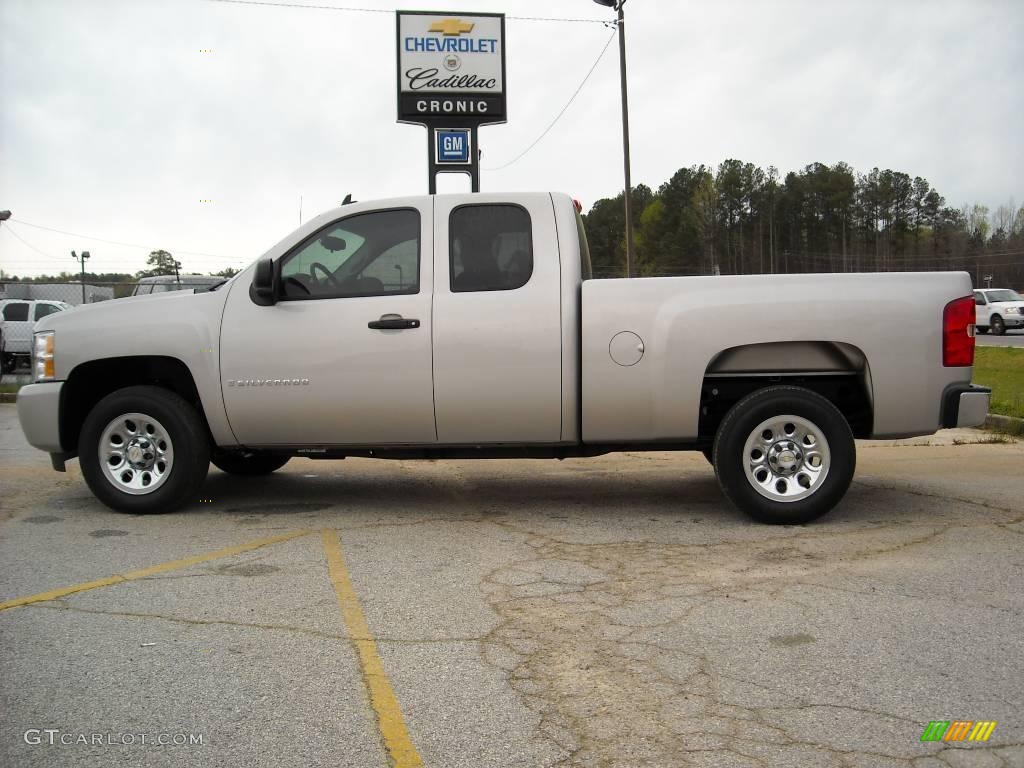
[17,192,990,524]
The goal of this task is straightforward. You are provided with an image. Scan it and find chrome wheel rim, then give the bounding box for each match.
[742,415,830,503]
[99,412,174,495]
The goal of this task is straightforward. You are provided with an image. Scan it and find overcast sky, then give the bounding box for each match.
[1,0,1021,277]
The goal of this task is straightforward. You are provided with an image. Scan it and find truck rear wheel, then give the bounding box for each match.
[211,451,290,476]
[79,386,210,514]
[713,386,855,524]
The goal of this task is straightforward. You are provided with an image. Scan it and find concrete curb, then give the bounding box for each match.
[985,413,1024,435]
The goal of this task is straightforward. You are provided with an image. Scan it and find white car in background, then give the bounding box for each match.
[974,289,1024,335]
[0,299,72,373]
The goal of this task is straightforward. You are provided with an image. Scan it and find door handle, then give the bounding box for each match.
[368,315,420,330]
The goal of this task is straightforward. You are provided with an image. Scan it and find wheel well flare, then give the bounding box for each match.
[61,357,206,452]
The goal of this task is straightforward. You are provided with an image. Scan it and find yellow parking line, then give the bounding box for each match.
[0,530,311,612]
[321,529,423,768]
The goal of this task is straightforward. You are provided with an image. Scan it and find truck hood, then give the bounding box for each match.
[33,289,210,334]
[988,301,1024,311]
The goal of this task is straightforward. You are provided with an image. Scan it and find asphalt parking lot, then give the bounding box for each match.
[976,330,1024,348]
[1,404,1023,768]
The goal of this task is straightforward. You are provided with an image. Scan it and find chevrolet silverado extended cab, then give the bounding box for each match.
[17,193,990,524]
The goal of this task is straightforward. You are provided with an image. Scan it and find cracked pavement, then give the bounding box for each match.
[1,404,1022,767]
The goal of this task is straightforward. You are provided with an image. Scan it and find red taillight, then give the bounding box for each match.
[572,198,583,214]
[943,295,975,367]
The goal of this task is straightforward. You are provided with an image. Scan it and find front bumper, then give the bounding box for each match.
[17,382,64,453]
[940,383,991,429]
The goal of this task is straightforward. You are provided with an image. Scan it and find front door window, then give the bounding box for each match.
[279,209,420,300]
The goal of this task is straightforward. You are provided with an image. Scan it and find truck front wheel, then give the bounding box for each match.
[79,386,210,514]
[713,386,855,524]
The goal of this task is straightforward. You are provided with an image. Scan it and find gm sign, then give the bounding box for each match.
[435,129,471,164]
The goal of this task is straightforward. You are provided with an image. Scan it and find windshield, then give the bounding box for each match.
[985,289,1022,302]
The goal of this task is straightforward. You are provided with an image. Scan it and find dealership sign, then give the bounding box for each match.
[396,11,507,125]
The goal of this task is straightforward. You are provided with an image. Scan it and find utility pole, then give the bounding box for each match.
[0,212,9,280]
[71,250,90,305]
[0,212,8,281]
[593,0,634,278]
[173,259,182,288]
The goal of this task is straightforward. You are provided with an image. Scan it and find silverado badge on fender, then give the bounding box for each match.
[227,378,310,387]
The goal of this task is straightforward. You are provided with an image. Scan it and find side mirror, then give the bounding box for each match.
[251,257,278,306]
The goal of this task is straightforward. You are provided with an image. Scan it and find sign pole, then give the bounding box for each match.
[471,125,480,192]
[616,2,634,278]
[428,127,477,193]
[427,129,437,195]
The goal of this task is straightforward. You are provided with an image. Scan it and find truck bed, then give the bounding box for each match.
[581,271,974,441]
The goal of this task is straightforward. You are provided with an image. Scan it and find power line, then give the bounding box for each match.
[501,13,606,24]
[483,29,617,171]
[1,224,58,260]
[206,0,607,23]
[208,0,388,14]
[9,219,231,260]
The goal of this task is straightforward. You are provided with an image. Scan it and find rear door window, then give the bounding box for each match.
[449,205,533,292]
[2,302,29,321]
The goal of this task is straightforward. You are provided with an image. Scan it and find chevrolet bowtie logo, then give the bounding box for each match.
[429,18,475,36]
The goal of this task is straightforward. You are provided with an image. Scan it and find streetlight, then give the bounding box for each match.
[593,0,634,278]
[0,212,9,282]
[71,250,91,304]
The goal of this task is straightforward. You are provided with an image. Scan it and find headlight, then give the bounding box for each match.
[1005,307,1021,314]
[33,332,55,382]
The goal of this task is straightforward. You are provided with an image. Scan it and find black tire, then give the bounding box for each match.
[713,385,855,525]
[211,450,290,476]
[991,315,1005,335]
[79,386,210,514]
[976,326,988,335]
[700,446,714,465]
[1,353,14,375]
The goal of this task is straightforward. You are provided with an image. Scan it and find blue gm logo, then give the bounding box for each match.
[435,129,471,164]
